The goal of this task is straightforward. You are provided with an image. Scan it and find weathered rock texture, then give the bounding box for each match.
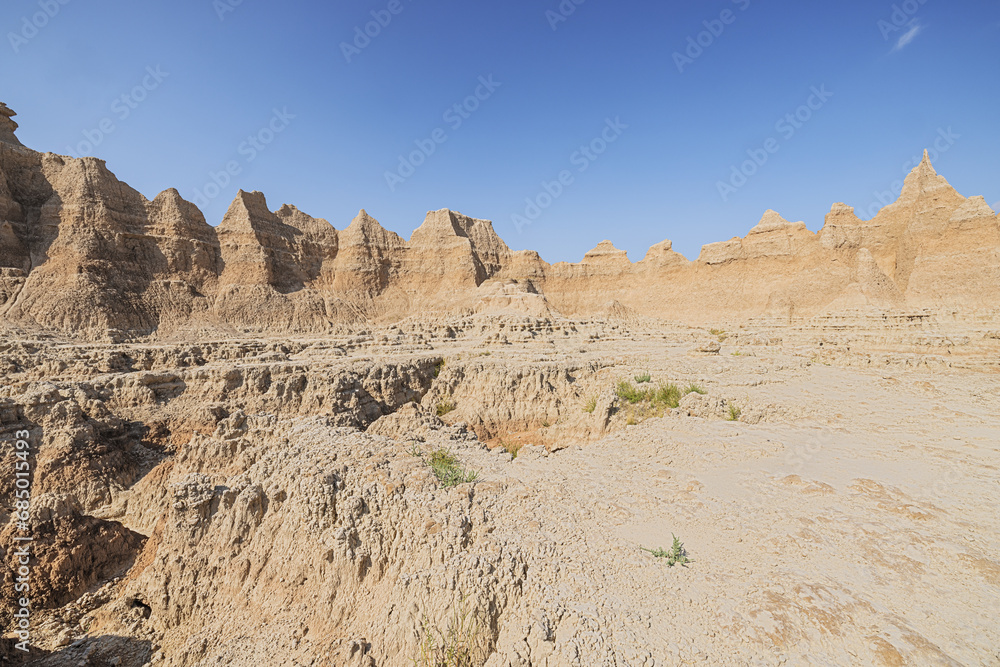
[2,312,999,666]
[1,105,998,340]
[2,106,1000,665]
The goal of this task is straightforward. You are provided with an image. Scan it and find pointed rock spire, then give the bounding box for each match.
[748,210,807,235]
[897,149,961,205]
[343,209,403,245]
[0,103,23,146]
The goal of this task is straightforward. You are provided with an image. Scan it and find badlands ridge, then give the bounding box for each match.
[1,102,998,338]
[1,103,999,666]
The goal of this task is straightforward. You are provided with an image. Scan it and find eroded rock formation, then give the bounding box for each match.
[1,105,999,667]
[1,105,997,340]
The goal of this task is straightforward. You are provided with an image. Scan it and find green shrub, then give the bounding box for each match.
[583,396,597,413]
[684,383,706,395]
[634,372,652,384]
[433,358,446,378]
[427,449,479,487]
[727,403,742,421]
[436,399,456,417]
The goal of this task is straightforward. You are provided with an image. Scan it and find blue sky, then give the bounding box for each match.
[3,0,999,262]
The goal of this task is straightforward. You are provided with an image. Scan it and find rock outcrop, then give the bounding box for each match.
[0,103,21,146]
[1,105,998,340]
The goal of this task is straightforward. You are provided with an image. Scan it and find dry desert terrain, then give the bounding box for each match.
[1,102,999,666]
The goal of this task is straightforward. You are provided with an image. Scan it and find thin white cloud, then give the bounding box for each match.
[892,22,923,52]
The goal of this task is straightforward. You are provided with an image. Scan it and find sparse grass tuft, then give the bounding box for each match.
[436,399,456,417]
[615,379,694,424]
[500,440,522,459]
[727,403,742,422]
[616,379,647,404]
[583,395,597,413]
[433,358,446,378]
[634,372,652,384]
[653,382,682,409]
[426,449,479,487]
[414,594,491,666]
[709,328,729,342]
[642,534,692,567]
[541,419,550,428]
[684,383,706,395]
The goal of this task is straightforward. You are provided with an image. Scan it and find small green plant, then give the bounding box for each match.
[642,534,692,567]
[414,594,491,666]
[437,399,456,417]
[500,440,522,459]
[583,395,597,413]
[426,449,479,487]
[433,358,446,378]
[731,350,743,357]
[684,383,706,395]
[634,372,652,384]
[727,403,742,422]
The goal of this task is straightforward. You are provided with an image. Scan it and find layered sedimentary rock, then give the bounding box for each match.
[1,106,998,340]
[401,209,512,309]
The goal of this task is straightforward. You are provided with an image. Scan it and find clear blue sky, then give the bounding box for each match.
[3,0,999,262]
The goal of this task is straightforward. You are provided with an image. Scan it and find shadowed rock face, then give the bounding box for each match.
[1,107,998,339]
